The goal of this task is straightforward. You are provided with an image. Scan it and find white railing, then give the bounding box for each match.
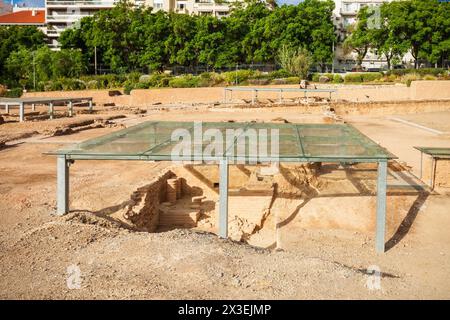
[47,1,117,7]
[340,8,358,15]
[46,14,91,20]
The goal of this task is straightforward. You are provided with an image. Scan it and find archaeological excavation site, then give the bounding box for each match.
[1,83,450,300]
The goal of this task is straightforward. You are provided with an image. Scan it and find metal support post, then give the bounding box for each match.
[19,103,24,122]
[49,102,54,120]
[57,155,70,215]
[376,160,387,253]
[219,159,229,238]
[68,101,73,117]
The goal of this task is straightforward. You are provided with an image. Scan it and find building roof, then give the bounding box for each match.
[0,9,45,25]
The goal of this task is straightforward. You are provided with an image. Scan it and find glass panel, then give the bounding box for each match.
[51,121,396,161]
[414,147,450,156]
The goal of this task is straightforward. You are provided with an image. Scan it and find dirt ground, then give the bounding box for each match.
[0,98,449,299]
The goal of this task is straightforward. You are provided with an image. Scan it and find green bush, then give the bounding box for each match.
[402,73,420,86]
[311,73,320,82]
[423,74,437,80]
[387,68,446,77]
[168,75,200,88]
[222,69,254,85]
[285,76,300,84]
[361,72,383,82]
[344,73,383,83]
[268,69,292,79]
[141,73,171,87]
[312,73,335,82]
[344,73,363,83]
[123,81,134,95]
[332,74,344,83]
[3,87,22,97]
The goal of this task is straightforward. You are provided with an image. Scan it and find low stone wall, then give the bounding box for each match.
[22,80,450,107]
[410,81,450,100]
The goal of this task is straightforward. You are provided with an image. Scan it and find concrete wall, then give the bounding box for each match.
[22,80,450,107]
[410,81,450,101]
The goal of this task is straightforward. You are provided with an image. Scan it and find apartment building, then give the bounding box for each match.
[45,1,118,48]
[332,0,414,70]
[45,0,240,48]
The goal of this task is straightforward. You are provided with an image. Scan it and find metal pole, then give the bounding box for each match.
[219,159,229,238]
[49,102,54,120]
[5,104,9,114]
[94,46,97,76]
[19,103,24,122]
[376,160,387,253]
[33,51,36,91]
[68,101,73,117]
[56,155,70,215]
[419,151,423,179]
[430,157,436,190]
[88,100,93,113]
[31,103,35,112]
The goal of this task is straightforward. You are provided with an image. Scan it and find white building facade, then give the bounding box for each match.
[45,0,240,49]
[332,0,414,71]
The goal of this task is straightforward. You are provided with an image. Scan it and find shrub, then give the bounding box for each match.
[284,76,300,84]
[344,72,383,83]
[332,74,344,83]
[387,68,446,77]
[423,74,437,80]
[168,75,200,88]
[139,74,152,83]
[402,73,420,87]
[361,72,383,82]
[141,73,171,87]
[268,69,292,79]
[3,87,22,97]
[311,73,320,82]
[123,81,134,95]
[344,73,363,83]
[222,69,254,85]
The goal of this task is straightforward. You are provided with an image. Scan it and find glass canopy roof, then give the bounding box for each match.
[414,147,450,157]
[50,121,396,162]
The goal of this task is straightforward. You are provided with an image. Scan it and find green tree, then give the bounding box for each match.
[0,26,45,83]
[277,45,312,80]
[371,3,410,69]
[343,6,374,69]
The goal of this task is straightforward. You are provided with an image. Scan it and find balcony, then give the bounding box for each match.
[340,8,358,16]
[46,14,91,22]
[46,1,117,8]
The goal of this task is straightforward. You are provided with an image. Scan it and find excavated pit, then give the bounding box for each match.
[105,161,426,249]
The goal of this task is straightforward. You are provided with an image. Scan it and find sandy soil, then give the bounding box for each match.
[396,111,450,133]
[0,99,450,299]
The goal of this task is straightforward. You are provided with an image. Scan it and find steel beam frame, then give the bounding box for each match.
[376,160,387,253]
[57,155,70,215]
[219,159,229,238]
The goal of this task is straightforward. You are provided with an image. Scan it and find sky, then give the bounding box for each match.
[2,0,45,8]
[1,0,303,9]
[277,0,302,4]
